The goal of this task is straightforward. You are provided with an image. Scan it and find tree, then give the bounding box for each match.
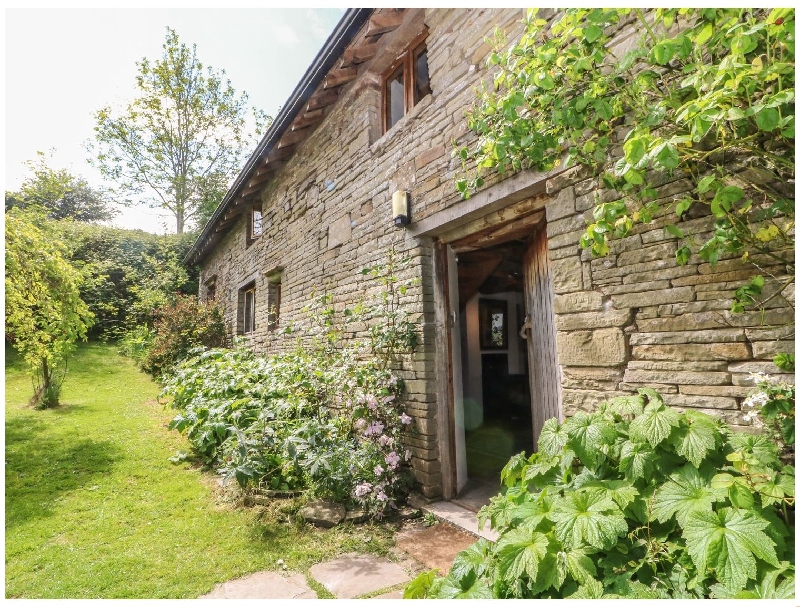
[89,27,269,234]
[6,151,117,223]
[458,8,794,309]
[5,209,94,408]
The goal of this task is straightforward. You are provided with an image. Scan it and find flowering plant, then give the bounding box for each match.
[742,371,795,460]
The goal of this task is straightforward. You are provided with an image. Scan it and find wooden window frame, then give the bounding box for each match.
[238,282,256,335]
[382,32,429,133]
[246,206,263,247]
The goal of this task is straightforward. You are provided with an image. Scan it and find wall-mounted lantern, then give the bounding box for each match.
[392,190,410,227]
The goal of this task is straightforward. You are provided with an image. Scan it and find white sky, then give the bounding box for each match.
[4,7,345,234]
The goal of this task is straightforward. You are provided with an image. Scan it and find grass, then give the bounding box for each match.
[5,343,397,598]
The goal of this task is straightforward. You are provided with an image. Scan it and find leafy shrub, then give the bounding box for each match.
[161,252,419,517]
[406,389,795,599]
[162,342,415,517]
[117,324,155,364]
[141,295,226,377]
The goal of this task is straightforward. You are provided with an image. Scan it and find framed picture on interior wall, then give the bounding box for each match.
[479,298,508,350]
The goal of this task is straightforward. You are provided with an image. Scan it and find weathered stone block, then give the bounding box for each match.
[611,286,694,309]
[617,242,677,267]
[627,360,729,372]
[678,384,751,398]
[636,312,730,333]
[629,328,746,345]
[751,340,795,359]
[662,393,739,410]
[557,328,626,366]
[548,213,586,237]
[328,214,352,249]
[556,309,631,331]
[622,369,730,385]
[562,366,623,390]
[553,291,604,314]
[545,186,575,221]
[631,343,751,361]
[551,257,583,293]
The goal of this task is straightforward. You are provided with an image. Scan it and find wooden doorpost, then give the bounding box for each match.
[522,225,562,450]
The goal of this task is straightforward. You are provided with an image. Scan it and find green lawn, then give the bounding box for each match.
[5,343,394,598]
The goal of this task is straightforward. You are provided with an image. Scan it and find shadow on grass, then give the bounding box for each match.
[5,414,121,529]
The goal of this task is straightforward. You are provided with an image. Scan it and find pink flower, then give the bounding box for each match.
[400,413,413,425]
[386,451,401,469]
[354,482,372,498]
[383,395,395,404]
[364,421,385,437]
[366,395,379,410]
[376,490,388,502]
[374,465,384,476]
[378,434,393,447]
[354,418,367,430]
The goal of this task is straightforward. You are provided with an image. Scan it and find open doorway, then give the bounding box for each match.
[440,203,561,511]
[455,241,532,508]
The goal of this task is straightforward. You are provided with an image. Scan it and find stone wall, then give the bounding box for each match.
[542,166,794,429]
[198,8,794,499]
[199,9,528,499]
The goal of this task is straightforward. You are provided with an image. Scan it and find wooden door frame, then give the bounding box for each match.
[433,240,459,499]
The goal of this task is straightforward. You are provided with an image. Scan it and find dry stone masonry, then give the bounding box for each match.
[197,9,794,500]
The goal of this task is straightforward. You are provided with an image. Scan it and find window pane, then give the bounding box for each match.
[252,210,263,237]
[244,289,254,333]
[414,47,431,104]
[386,65,405,129]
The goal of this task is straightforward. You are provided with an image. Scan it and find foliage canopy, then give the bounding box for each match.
[6,151,117,223]
[90,27,269,233]
[458,8,794,308]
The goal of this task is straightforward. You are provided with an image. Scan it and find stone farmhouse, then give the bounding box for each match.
[186,9,794,504]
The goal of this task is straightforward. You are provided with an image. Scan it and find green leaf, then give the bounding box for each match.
[619,438,657,481]
[435,570,492,599]
[728,481,755,509]
[567,577,606,598]
[655,143,680,169]
[676,245,692,265]
[623,167,644,185]
[695,22,713,45]
[603,394,644,418]
[537,417,568,456]
[585,24,603,43]
[684,508,779,593]
[551,488,628,550]
[670,409,720,467]
[665,224,685,238]
[404,570,437,598]
[651,464,725,526]
[650,40,675,65]
[710,186,744,216]
[495,528,551,582]
[563,548,598,585]
[755,107,780,131]
[564,413,616,468]
[623,137,646,165]
[449,539,491,580]
[628,401,680,448]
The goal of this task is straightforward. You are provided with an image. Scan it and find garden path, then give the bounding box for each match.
[200,511,484,599]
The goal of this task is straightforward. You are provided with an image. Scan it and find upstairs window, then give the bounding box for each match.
[251,208,263,238]
[383,36,430,132]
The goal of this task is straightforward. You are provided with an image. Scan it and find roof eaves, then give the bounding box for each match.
[185,7,374,266]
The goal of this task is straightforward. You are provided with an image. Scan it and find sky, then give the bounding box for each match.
[4,8,346,234]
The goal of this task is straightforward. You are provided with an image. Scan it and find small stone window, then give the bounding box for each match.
[247,206,263,247]
[204,275,217,302]
[238,282,256,335]
[383,35,430,132]
[265,268,283,332]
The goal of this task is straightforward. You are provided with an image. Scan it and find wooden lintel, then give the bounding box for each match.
[324,66,359,90]
[240,182,265,199]
[365,10,406,37]
[292,108,326,130]
[278,127,311,149]
[440,195,548,245]
[248,168,273,188]
[215,217,237,233]
[305,89,339,112]
[341,43,379,67]
[451,210,546,253]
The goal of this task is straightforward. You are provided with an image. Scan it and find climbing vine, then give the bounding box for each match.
[457,8,794,311]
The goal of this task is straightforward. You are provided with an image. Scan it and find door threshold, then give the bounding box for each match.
[422,500,499,542]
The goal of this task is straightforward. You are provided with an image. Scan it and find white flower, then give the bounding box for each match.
[405,449,412,461]
[748,371,774,385]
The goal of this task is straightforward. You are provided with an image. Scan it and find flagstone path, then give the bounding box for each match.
[200,502,487,599]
